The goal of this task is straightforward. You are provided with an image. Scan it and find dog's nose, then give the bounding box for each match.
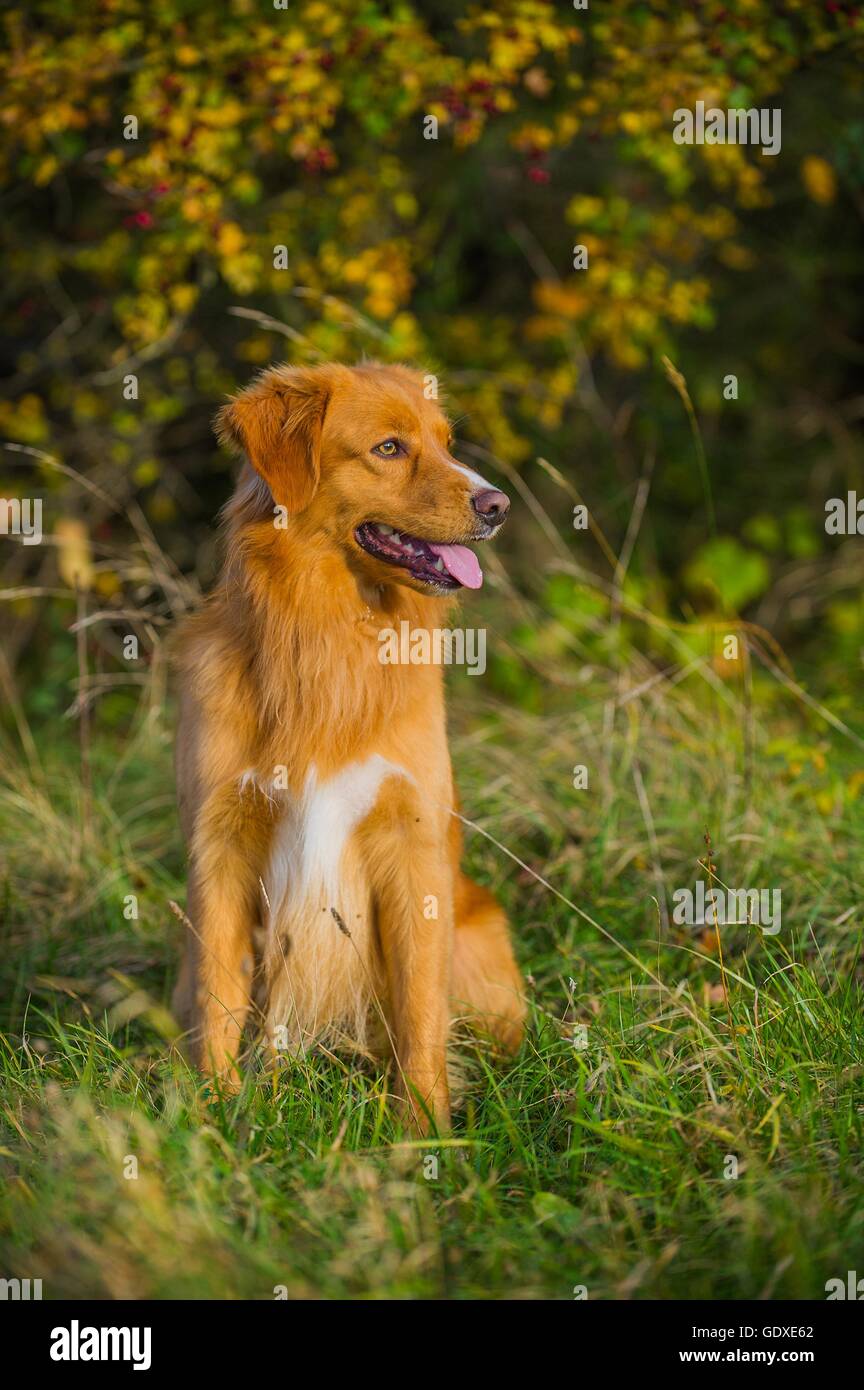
[472,488,510,526]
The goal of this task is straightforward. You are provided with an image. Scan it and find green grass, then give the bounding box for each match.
[1,624,863,1300]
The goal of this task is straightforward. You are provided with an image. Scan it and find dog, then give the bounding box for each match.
[172,362,525,1130]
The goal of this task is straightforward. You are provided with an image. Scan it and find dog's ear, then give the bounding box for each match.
[216,366,330,515]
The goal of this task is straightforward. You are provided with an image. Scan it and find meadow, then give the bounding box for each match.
[1,470,862,1299]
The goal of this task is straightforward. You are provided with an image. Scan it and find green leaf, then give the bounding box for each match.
[683,537,770,611]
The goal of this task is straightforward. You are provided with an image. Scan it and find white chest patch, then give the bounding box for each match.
[260,754,409,919]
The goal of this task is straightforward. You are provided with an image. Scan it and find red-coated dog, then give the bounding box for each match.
[172,362,525,1129]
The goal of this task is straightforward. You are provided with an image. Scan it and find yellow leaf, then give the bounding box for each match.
[55,518,94,590]
[133,459,159,486]
[847,770,864,800]
[801,156,836,206]
[95,571,121,598]
[35,155,59,186]
[217,222,246,257]
[169,283,198,314]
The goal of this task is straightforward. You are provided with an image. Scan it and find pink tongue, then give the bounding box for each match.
[428,543,483,589]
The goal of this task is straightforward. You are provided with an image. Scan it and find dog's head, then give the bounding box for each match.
[216,362,510,595]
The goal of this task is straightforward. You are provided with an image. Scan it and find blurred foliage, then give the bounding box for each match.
[1,0,864,717]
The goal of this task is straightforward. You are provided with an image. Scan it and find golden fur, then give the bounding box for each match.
[172,362,525,1130]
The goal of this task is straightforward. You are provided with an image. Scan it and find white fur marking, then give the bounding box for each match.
[264,754,410,918]
[448,458,492,491]
[296,756,407,903]
[261,755,411,1048]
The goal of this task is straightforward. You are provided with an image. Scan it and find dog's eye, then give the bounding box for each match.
[371,438,404,459]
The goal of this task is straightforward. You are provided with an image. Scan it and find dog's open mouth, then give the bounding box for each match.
[355,522,484,590]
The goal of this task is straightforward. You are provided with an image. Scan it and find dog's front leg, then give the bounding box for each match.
[183,785,273,1086]
[363,783,453,1133]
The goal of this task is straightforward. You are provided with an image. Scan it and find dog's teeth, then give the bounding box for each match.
[434,557,445,572]
[376,524,394,536]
